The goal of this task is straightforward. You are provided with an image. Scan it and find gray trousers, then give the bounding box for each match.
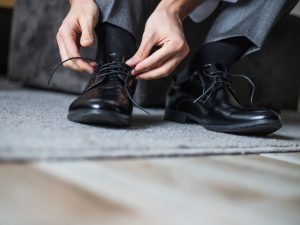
[96,0,298,55]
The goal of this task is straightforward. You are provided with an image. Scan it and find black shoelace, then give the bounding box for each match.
[48,57,150,114]
[193,65,255,104]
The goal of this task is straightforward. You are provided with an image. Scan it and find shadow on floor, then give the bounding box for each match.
[131,114,166,129]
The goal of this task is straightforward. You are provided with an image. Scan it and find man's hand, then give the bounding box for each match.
[126,0,202,80]
[126,6,190,80]
[56,0,99,73]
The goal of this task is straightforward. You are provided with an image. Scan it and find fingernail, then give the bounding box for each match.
[126,58,135,65]
[82,37,91,42]
[126,60,132,65]
[81,38,92,45]
[90,62,97,67]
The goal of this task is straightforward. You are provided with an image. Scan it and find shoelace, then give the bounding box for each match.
[193,67,255,104]
[48,57,150,114]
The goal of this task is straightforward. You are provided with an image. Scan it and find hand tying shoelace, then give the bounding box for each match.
[193,65,256,105]
[48,57,150,114]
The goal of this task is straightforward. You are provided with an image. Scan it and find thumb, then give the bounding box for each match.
[80,19,94,47]
[126,34,155,67]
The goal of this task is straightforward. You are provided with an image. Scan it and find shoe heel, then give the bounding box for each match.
[164,109,187,123]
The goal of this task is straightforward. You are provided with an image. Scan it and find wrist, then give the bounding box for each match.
[158,0,202,21]
[158,0,187,21]
[70,0,94,5]
[158,0,184,20]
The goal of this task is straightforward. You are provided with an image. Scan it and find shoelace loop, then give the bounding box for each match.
[48,57,150,114]
[193,67,255,105]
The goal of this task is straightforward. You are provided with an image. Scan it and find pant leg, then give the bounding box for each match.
[95,0,160,43]
[204,0,299,56]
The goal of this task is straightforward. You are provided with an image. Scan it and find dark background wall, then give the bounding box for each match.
[0,7,13,75]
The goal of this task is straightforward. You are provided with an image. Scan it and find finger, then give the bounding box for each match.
[60,28,94,73]
[132,42,175,75]
[57,32,81,72]
[88,61,97,67]
[135,57,181,80]
[57,33,68,62]
[126,33,156,67]
[79,18,94,47]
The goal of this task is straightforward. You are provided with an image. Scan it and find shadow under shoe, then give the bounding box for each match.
[165,64,282,135]
[68,53,136,127]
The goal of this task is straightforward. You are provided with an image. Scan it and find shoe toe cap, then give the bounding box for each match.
[69,97,129,114]
[231,108,282,123]
[253,109,281,121]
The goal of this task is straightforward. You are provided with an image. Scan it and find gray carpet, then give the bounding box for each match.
[1,82,300,161]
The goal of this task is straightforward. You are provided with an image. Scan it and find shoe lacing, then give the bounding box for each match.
[48,57,150,114]
[193,65,256,105]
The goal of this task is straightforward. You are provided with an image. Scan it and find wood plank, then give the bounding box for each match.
[35,155,300,225]
[0,164,158,225]
[261,153,300,166]
[1,154,299,225]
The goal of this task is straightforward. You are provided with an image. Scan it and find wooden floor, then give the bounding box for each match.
[0,153,300,225]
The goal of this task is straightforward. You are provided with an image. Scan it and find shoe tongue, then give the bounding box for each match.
[105,53,124,63]
[199,63,231,94]
[100,53,130,83]
[203,63,228,75]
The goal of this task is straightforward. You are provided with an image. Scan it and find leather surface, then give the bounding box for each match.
[166,64,280,125]
[69,54,136,116]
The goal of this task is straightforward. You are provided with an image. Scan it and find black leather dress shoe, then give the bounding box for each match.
[165,64,282,135]
[67,53,136,127]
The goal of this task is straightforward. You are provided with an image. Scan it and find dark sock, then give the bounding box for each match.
[191,37,253,71]
[101,23,137,59]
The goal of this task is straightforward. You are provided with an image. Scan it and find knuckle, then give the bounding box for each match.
[138,64,147,72]
[174,44,183,52]
[178,40,185,48]
[136,52,146,60]
[58,27,67,37]
[61,20,75,32]
[62,18,72,26]
[174,38,185,50]
[57,27,63,35]
[60,21,68,30]
[183,44,190,56]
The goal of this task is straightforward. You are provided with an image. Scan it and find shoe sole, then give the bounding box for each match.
[67,109,130,127]
[164,109,282,135]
